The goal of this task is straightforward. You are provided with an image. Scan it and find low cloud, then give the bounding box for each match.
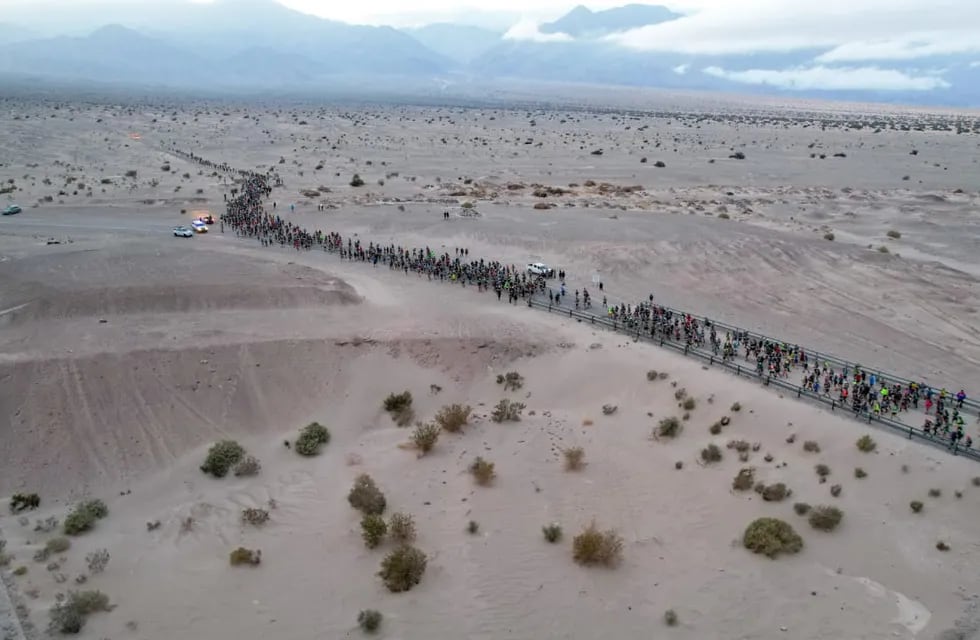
[703,65,950,91]
[673,64,690,75]
[816,34,980,62]
[503,18,572,43]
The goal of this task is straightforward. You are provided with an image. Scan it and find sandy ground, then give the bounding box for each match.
[1,93,979,640]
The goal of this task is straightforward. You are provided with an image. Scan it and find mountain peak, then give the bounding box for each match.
[540,3,681,38]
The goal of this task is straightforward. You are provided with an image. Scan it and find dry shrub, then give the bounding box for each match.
[733,468,755,491]
[854,467,867,479]
[675,461,683,470]
[793,502,811,516]
[242,508,269,526]
[830,484,842,497]
[435,404,471,433]
[856,435,876,453]
[972,477,980,487]
[936,541,950,552]
[572,522,623,567]
[64,500,109,536]
[296,422,330,456]
[48,590,111,634]
[729,440,750,453]
[467,520,479,535]
[682,397,697,411]
[646,370,658,381]
[674,388,687,401]
[709,422,722,435]
[743,517,803,558]
[762,483,790,502]
[563,447,586,471]
[602,404,618,415]
[928,488,941,498]
[731,402,742,412]
[47,537,71,554]
[815,464,831,478]
[388,513,417,544]
[491,399,525,423]
[657,416,682,438]
[542,523,563,543]
[229,547,261,566]
[233,455,262,477]
[470,457,496,486]
[10,493,41,513]
[803,441,820,453]
[808,505,843,531]
[664,609,678,626]
[701,444,722,463]
[383,391,415,426]
[361,514,387,549]
[910,500,923,513]
[378,545,427,592]
[348,474,387,515]
[200,440,245,477]
[358,609,383,633]
[412,423,440,454]
[85,549,109,574]
[886,229,902,239]
[496,371,524,390]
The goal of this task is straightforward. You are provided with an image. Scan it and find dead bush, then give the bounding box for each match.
[830,484,842,497]
[496,371,524,391]
[936,541,950,552]
[910,500,923,513]
[803,441,820,453]
[743,517,803,558]
[886,229,902,239]
[793,502,811,516]
[411,423,440,454]
[378,545,427,592]
[233,455,262,477]
[854,467,867,479]
[563,447,586,471]
[10,493,41,513]
[229,547,261,566]
[763,483,790,502]
[48,590,111,634]
[348,474,387,515]
[664,609,678,626]
[674,388,687,401]
[435,404,471,433]
[361,514,387,549]
[729,440,750,453]
[815,464,831,478]
[928,488,941,498]
[701,444,722,463]
[85,549,109,574]
[856,435,876,453]
[733,468,755,491]
[242,508,270,526]
[491,399,525,423]
[657,416,682,438]
[388,513,417,544]
[542,523,563,543]
[646,370,658,381]
[358,609,383,633]
[682,397,696,411]
[470,457,496,486]
[808,505,843,531]
[602,404,618,415]
[383,391,414,426]
[572,522,623,567]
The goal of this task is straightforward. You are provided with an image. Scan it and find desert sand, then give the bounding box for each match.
[1,93,979,640]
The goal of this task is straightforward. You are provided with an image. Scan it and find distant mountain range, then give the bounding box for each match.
[0,0,977,106]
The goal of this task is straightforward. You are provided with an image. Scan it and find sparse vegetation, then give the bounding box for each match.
[682,397,697,411]
[743,517,803,558]
[854,467,867,479]
[229,547,261,566]
[63,500,109,536]
[378,545,427,592]
[803,441,820,453]
[563,447,586,471]
[709,422,722,435]
[733,468,755,491]
[47,537,71,554]
[762,483,789,502]
[793,502,811,516]
[657,416,682,438]
[10,493,41,513]
[928,488,941,498]
[808,505,843,531]
[200,440,246,477]
[936,541,950,552]
[411,423,440,454]
[467,520,479,535]
[233,455,262,477]
[830,484,842,497]
[646,370,658,381]
[358,609,383,634]
[388,513,417,544]
[295,422,330,456]
[910,500,924,513]
[815,464,831,478]
[731,402,741,412]
[701,444,722,463]
[242,508,270,526]
[886,229,902,239]
[856,435,876,453]
[496,371,524,390]
[470,457,496,486]
[542,523,563,543]
[491,399,525,423]
[435,404,471,433]
[48,590,112,634]
[348,474,387,515]
[572,522,623,567]
[350,174,365,187]
[824,232,835,241]
[383,391,415,426]
[664,609,678,626]
[361,514,387,549]
[85,549,110,574]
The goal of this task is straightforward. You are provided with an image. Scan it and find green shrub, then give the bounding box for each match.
[295,422,330,456]
[348,474,387,515]
[701,444,722,463]
[10,492,40,513]
[361,514,387,549]
[491,399,525,423]
[470,457,496,486]
[200,440,245,477]
[733,468,755,491]
[682,397,696,411]
[64,500,109,536]
[358,609,383,633]
[563,447,585,471]
[657,416,681,438]
[378,546,427,592]
[435,404,471,433]
[572,522,623,567]
[808,505,843,531]
[411,423,440,454]
[664,609,678,626]
[910,500,923,513]
[856,435,876,453]
[793,502,811,516]
[496,371,524,390]
[743,517,803,558]
[48,590,111,634]
[229,547,261,566]
[854,467,867,479]
[542,523,563,543]
[383,391,414,426]
[388,512,417,544]
[233,455,262,476]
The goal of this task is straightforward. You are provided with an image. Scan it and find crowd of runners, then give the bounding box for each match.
[183,154,976,454]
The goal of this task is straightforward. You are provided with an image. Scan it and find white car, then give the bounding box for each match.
[527,262,554,277]
[190,220,208,233]
[173,226,194,238]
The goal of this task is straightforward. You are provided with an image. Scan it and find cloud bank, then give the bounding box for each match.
[503,18,571,43]
[703,65,950,91]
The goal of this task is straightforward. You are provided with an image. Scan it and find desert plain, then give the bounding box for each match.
[0,91,979,640]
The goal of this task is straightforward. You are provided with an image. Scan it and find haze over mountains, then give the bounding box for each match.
[1,0,978,106]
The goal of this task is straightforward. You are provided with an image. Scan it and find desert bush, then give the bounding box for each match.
[572,522,623,567]
[910,500,924,513]
[675,461,683,470]
[350,174,365,187]
[646,370,658,381]
[808,505,843,531]
[815,464,831,478]
[701,444,722,463]
[467,520,479,534]
[200,440,245,477]
[295,422,330,456]
[718,213,731,219]
[743,517,803,558]
[674,388,687,400]
[388,512,417,544]
[729,440,750,453]
[242,508,270,526]
[973,477,980,487]
[664,609,678,626]
[470,457,496,486]
[435,404,471,433]
[824,232,835,241]
[48,590,111,634]
[383,391,414,426]
[657,416,682,438]
[358,609,383,633]
[730,151,746,160]
[233,455,262,477]
[878,245,890,254]
[803,441,820,453]
[229,547,261,566]
[348,474,387,515]
[47,537,71,554]
[793,502,811,516]
[720,416,732,426]
[709,422,722,435]
[602,404,618,415]
[830,484,842,497]
[491,399,525,423]
[886,229,902,239]
[563,447,586,471]
[496,371,524,390]
[411,423,440,454]
[10,493,41,513]
[854,467,867,479]
[85,549,109,574]
[730,402,741,412]
[124,169,137,178]
[378,545,427,592]
[542,523,563,543]
[682,397,697,411]
[733,468,755,491]
[762,483,789,502]
[856,435,876,453]
[928,488,941,498]
[654,160,667,168]
[936,541,950,552]
[361,514,387,549]
[64,500,109,536]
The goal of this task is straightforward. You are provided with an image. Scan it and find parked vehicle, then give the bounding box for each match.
[526,262,555,277]
[173,226,194,238]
